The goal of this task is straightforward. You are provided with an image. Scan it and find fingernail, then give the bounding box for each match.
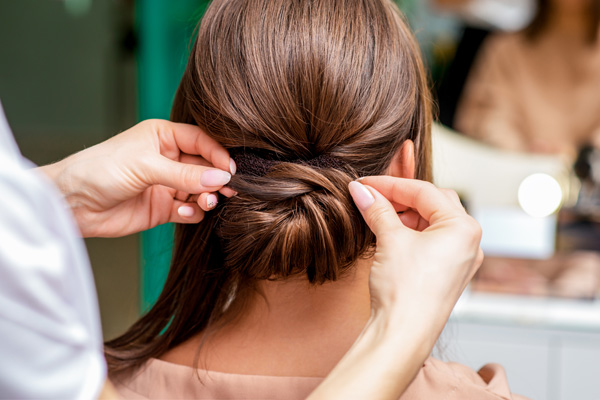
[207,194,218,209]
[349,181,375,211]
[178,206,195,218]
[201,170,231,187]
[230,158,237,175]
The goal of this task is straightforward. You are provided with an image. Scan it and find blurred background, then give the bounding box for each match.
[1,0,599,399]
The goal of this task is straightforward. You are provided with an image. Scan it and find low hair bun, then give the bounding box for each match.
[219,164,374,283]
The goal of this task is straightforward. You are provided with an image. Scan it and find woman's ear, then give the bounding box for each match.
[388,140,415,179]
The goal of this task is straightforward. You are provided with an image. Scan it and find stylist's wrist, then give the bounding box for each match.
[367,290,447,360]
[309,299,438,400]
[39,157,74,198]
[38,160,63,186]
[367,308,438,357]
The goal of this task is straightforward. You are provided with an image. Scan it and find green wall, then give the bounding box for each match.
[137,0,210,311]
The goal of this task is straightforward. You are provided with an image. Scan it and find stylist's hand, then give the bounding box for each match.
[308,177,483,400]
[349,177,483,340]
[40,119,235,238]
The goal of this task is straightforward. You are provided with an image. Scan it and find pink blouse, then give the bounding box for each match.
[114,357,529,399]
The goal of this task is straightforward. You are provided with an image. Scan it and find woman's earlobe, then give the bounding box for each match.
[401,140,416,179]
[389,140,415,179]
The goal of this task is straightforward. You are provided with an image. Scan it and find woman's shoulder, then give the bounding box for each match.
[400,357,529,400]
[112,358,323,400]
[113,357,528,400]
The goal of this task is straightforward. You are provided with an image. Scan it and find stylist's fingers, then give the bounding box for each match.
[399,210,428,231]
[145,157,231,194]
[475,248,485,268]
[178,153,212,167]
[219,187,237,198]
[358,176,465,225]
[173,154,210,201]
[196,192,219,212]
[174,152,237,199]
[171,200,205,224]
[163,121,234,174]
[348,181,405,237]
[440,188,464,209]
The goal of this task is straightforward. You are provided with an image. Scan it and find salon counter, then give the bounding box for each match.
[444,292,600,400]
[452,291,600,332]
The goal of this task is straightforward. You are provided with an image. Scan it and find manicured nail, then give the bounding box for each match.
[230,158,237,175]
[178,206,195,218]
[207,194,218,209]
[349,181,375,211]
[201,170,231,187]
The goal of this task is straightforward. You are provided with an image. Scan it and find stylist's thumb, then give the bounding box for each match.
[348,181,403,237]
[147,156,232,193]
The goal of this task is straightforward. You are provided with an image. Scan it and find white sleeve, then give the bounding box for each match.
[0,103,106,399]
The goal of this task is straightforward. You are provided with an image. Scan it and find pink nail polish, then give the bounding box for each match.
[349,181,375,211]
[178,206,195,217]
[207,194,218,209]
[201,170,231,187]
[230,158,237,175]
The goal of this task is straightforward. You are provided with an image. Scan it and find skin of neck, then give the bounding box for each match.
[248,257,373,335]
[161,257,375,376]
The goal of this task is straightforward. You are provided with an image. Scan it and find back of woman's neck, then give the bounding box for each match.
[161,259,373,377]
[248,261,372,330]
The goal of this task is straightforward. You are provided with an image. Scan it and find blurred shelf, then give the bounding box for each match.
[451,291,600,332]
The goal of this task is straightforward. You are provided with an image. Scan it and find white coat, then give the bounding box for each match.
[0,102,106,399]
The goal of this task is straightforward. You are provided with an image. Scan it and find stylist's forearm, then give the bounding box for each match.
[307,311,437,400]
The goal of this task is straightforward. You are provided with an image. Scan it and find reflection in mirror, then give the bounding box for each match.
[425,0,600,301]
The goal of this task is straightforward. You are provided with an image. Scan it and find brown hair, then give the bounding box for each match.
[525,0,600,44]
[106,0,432,378]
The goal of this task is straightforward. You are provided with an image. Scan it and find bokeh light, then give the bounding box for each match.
[518,173,563,218]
